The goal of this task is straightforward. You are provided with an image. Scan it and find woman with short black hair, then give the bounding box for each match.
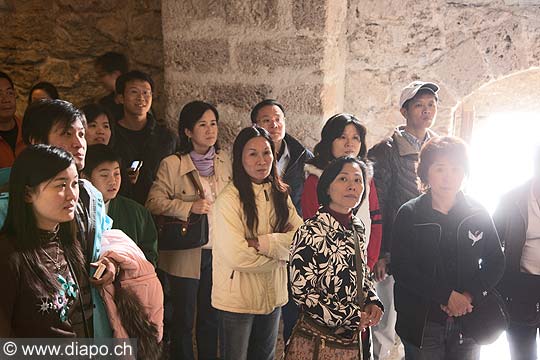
[392,136,505,359]
[289,156,383,359]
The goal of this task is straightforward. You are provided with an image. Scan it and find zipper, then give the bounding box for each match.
[264,189,269,201]
[414,222,442,348]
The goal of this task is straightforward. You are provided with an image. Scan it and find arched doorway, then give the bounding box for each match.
[452,67,540,359]
[453,67,540,213]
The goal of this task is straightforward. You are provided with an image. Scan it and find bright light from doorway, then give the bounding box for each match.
[468,112,540,359]
[467,112,540,214]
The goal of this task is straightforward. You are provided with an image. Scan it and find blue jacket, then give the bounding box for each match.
[281,133,313,216]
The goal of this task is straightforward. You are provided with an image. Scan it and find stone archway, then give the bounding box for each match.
[344,0,540,147]
[452,67,540,140]
[451,67,540,212]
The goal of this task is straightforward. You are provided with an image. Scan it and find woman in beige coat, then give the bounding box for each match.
[212,126,303,360]
[146,101,231,360]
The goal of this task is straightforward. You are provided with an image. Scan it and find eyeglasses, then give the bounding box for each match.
[126,88,152,99]
[0,89,16,99]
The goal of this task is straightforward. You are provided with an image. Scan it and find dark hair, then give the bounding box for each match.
[402,88,439,110]
[0,71,15,89]
[28,82,60,105]
[115,70,154,96]
[95,52,129,74]
[82,144,122,178]
[1,144,85,294]
[317,156,368,209]
[250,99,286,124]
[81,103,115,145]
[417,136,469,190]
[232,126,290,237]
[22,99,87,145]
[308,113,367,170]
[177,101,220,154]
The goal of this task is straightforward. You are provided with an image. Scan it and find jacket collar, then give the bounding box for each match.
[177,151,228,177]
[392,125,437,156]
[304,163,323,178]
[507,180,533,224]
[282,133,309,175]
[416,190,473,221]
[312,210,365,235]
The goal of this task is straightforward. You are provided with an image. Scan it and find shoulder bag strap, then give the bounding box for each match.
[186,171,205,200]
[352,224,365,360]
[352,225,365,308]
[175,153,205,200]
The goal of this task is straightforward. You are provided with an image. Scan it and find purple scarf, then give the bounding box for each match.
[190,146,216,177]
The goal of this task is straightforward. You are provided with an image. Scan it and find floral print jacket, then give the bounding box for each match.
[290,211,383,336]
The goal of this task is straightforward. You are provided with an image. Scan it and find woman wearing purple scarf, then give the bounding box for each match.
[146,101,232,360]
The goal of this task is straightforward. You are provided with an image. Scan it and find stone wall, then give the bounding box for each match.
[162,0,540,149]
[0,0,164,121]
[162,0,348,149]
[346,0,540,146]
[4,0,540,150]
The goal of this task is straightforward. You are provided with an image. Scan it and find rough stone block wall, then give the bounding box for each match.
[0,0,164,121]
[4,0,540,152]
[162,0,348,149]
[346,0,540,146]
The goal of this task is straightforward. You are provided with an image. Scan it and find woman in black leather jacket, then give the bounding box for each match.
[392,136,504,360]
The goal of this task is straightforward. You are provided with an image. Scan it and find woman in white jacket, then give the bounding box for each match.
[212,126,303,360]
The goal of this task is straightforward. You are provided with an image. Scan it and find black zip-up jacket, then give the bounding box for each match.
[493,181,540,306]
[113,114,178,205]
[392,192,505,348]
[281,133,313,216]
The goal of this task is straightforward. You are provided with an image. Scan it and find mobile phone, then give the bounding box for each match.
[91,262,107,280]
[130,160,143,172]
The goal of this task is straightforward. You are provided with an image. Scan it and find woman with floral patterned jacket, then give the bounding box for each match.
[290,157,384,356]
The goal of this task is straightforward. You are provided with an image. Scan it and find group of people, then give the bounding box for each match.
[0,51,539,360]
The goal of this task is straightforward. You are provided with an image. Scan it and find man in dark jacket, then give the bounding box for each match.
[493,147,540,360]
[95,51,128,122]
[251,99,313,343]
[368,81,439,359]
[112,71,177,205]
[250,99,313,215]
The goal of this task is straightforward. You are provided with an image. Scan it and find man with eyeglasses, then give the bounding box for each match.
[0,72,25,169]
[112,70,177,205]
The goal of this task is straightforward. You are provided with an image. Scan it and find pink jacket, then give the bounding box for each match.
[99,229,164,341]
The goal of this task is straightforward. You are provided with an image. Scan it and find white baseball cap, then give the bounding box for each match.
[399,81,439,108]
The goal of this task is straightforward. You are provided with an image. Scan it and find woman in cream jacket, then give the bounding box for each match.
[146,101,231,360]
[212,126,303,360]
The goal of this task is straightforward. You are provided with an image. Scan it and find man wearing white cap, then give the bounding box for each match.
[368,81,439,360]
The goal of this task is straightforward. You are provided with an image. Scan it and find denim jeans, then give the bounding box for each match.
[218,307,281,360]
[282,269,299,344]
[506,321,539,360]
[402,318,480,360]
[165,249,218,360]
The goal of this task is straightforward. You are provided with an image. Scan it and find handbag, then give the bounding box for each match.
[284,314,361,360]
[284,224,365,360]
[460,289,508,345]
[154,162,209,251]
